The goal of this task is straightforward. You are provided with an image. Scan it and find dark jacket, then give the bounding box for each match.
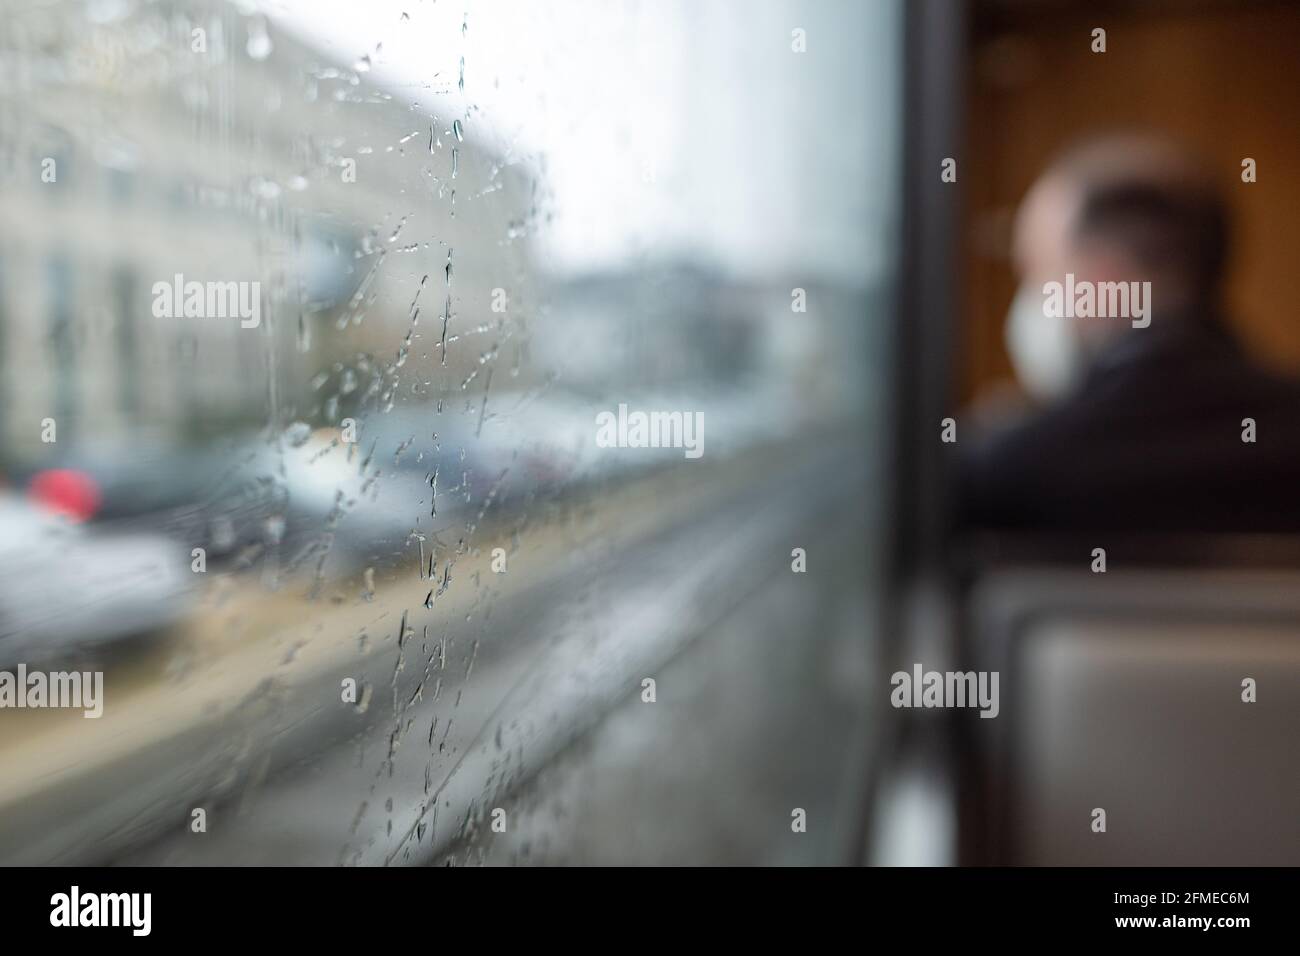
[959,315,1300,534]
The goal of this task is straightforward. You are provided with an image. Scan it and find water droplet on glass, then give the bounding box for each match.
[354,54,371,73]
[246,26,273,61]
[263,515,286,545]
[211,516,236,551]
[452,119,464,143]
[285,421,312,447]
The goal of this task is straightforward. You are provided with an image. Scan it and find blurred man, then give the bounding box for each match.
[960,134,1300,533]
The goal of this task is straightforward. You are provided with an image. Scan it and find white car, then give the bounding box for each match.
[0,493,195,663]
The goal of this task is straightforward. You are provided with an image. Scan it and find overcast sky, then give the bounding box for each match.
[254,0,900,282]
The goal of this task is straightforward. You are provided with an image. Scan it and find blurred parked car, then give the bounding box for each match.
[0,491,195,664]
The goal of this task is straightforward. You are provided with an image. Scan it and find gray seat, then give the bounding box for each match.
[968,569,1300,865]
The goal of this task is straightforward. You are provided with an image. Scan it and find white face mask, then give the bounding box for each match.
[1004,282,1081,402]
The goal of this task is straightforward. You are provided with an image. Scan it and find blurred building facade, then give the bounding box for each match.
[0,0,535,463]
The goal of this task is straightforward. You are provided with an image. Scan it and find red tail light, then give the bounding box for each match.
[28,469,102,522]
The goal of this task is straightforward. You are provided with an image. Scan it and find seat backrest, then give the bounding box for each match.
[968,569,1300,865]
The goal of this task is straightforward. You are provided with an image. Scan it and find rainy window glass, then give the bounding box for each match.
[0,0,901,865]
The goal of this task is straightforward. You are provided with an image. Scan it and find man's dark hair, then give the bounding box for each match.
[1072,177,1230,298]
